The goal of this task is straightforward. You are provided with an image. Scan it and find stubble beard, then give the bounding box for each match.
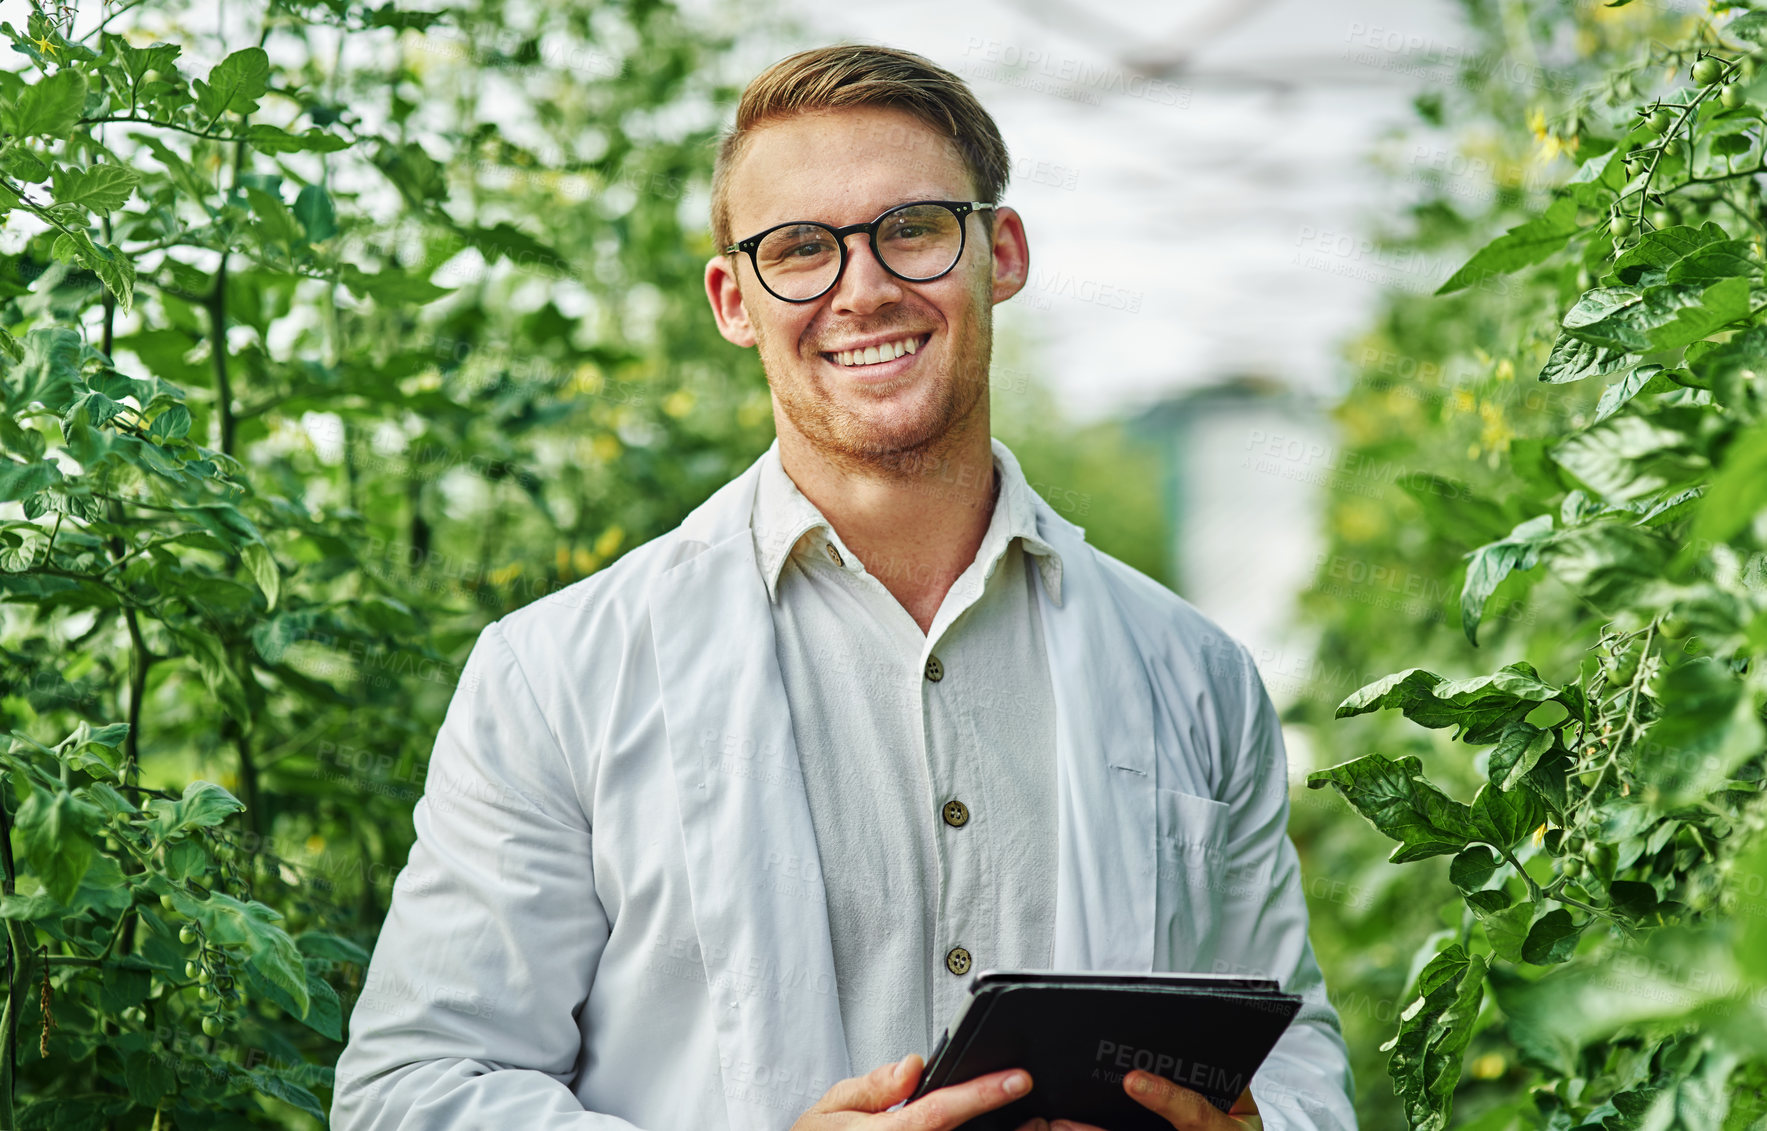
[757,312,993,481]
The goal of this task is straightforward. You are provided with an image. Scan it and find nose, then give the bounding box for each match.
[827,231,904,315]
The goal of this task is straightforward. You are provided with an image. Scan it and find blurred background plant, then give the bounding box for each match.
[1288,2,1767,1127]
[0,0,1164,1125]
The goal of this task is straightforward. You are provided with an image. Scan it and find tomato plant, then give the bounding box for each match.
[1299,4,1767,1128]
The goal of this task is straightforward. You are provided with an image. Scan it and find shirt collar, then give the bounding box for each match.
[750,437,1063,607]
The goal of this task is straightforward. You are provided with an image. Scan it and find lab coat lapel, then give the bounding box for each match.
[648,461,851,1131]
[1032,506,1158,974]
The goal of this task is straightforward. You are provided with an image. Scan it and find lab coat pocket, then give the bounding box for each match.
[1153,787,1231,968]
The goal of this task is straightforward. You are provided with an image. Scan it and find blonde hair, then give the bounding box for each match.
[710,44,1009,253]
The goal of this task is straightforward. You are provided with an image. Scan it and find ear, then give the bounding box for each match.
[986,205,1030,305]
[705,253,757,348]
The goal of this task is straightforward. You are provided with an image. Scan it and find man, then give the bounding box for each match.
[332,44,1356,1131]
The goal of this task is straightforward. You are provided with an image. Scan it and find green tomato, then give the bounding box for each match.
[197,968,212,986]
[1610,214,1635,238]
[179,925,197,945]
[1590,843,1616,872]
[202,1015,223,1038]
[198,985,216,1002]
[184,960,201,980]
[1650,206,1681,229]
[1693,57,1724,87]
[1722,83,1745,110]
[1646,109,1675,134]
[159,893,177,912]
[1566,834,1588,856]
[1561,857,1585,879]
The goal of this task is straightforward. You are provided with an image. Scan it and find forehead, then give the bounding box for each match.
[726,105,976,234]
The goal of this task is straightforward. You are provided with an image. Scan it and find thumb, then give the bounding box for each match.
[821,1054,921,1114]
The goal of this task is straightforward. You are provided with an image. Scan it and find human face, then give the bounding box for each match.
[705,105,1028,473]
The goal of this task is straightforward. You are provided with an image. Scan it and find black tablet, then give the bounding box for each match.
[903,969,1301,1131]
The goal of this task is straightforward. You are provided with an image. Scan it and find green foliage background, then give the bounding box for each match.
[0,1,1166,1126]
[13,0,1767,1129]
[1289,2,1767,1128]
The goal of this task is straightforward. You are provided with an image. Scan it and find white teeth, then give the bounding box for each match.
[830,335,923,367]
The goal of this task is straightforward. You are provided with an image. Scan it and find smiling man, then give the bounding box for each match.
[331,44,1355,1131]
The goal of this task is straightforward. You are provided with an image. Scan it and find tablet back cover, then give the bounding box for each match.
[916,982,1300,1130]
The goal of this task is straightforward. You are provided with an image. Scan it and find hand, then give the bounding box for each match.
[790,1053,1036,1130]
[1023,1070,1263,1131]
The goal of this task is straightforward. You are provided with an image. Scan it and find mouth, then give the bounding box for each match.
[818,332,932,380]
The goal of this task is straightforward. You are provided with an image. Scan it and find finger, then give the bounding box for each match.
[892,1067,1032,1130]
[1122,1071,1236,1129]
[1228,1085,1260,1116]
[1012,1120,1051,1131]
[813,1054,920,1115]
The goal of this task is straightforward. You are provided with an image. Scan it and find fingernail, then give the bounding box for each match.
[1003,1071,1030,1096]
[896,1055,913,1081]
[1131,1073,1153,1095]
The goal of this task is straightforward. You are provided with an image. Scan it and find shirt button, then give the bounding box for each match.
[924,654,944,682]
[945,946,971,976]
[825,542,844,567]
[942,800,969,828]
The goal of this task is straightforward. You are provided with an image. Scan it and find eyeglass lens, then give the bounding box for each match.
[753,203,965,300]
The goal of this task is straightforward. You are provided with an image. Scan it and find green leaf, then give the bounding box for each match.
[339,263,454,306]
[1384,944,1487,1131]
[242,541,280,610]
[1550,415,1701,506]
[1640,657,1766,806]
[146,403,191,440]
[10,68,88,137]
[1436,197,1581,295]
[241,123,349,153]
[145,779,245,841]
[1608,879,1660,921]
[1487,722,1556,791]
[1520,908,1580,965]
[16,782,102,905]
[1646,275,1750,351]
[194,46,270,120]
[1562,280,1739,352]
[1449,845,1499,891]
[292,184,337,242]
[1538,333,1634,385]
[247,1065,327,1121]
[123,1050,176,1107]
[1306,753,1477,863]
[1592,363,1663,424]
[0,459,65,501]
[188,891,309,1017]
[1339,662,1559,743]
[49,164,140,213]
[1725,10,1767,43]
[296,929,371,965]
[240,959,341,1040]
[1611,224,1724,286]
[1460,514,1553,645]
[112,39,181,84]
[1692,417,1767,545]
[1665,239,1759,283]
[1470,781,1545,851]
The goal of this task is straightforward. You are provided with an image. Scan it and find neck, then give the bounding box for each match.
[775,413,999,634]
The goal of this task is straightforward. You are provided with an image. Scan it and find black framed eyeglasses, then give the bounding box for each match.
[723,199,997,303]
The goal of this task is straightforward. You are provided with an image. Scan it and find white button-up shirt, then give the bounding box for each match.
[750,436,1062,1075]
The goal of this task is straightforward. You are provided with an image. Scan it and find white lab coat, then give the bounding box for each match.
[330,441,1357,1131]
